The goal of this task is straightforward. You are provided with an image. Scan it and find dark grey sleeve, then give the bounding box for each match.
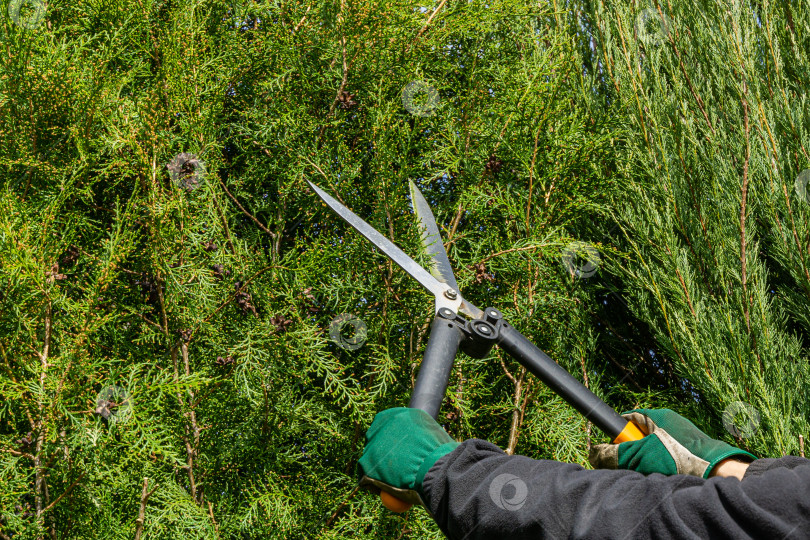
[421,439,810,540]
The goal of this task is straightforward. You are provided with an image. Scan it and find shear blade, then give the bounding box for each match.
[408,180,483,320]
[307,180,465,315]
[408,180,460,293]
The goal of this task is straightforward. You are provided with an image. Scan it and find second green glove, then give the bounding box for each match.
[589,408,756,478]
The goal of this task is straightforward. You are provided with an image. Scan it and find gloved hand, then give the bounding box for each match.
[589,408,756,479]
[357,407,459,508]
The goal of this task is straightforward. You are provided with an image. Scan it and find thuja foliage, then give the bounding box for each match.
[581,0,810,459]
[0,0,634,537]
[3,0,801,538]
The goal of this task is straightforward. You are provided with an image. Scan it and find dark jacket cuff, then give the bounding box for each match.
[420,439,471,506]
[743,455,810,480]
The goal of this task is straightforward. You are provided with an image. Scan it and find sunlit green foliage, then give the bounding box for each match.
[0,0,630,536]
[3,0,806,538]
[585,0,810,457]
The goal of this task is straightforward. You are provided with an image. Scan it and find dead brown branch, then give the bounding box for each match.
[134,478,158,540]
[506,367,527,455]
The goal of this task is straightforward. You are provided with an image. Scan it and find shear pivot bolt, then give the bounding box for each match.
[444,288,458,300]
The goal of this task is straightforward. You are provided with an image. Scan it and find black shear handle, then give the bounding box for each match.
[379,311,464,513]
[409,313,465,417]
[497,321,643,443]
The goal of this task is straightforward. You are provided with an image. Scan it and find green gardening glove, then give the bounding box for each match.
[589,409,757,479]
[357,407,459,507]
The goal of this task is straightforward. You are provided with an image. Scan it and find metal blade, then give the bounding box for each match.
[307,180,462,314]
[408,180,459,293]
[408,180,484,320]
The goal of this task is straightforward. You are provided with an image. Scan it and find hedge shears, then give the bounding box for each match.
[307,180,644,512]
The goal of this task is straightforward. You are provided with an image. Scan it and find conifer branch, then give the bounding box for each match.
[499,354,515,385]
[216,174,277,238]
[303,158,348,206]
[123,307,163,333]
[211,193,237,255]
[527,123,543,226]
[35,301,52,525]
[318,0,353,147]
[193,264,276,336]
[476,243,555,265]
[579,353,592,450]
[178,341,200,503]
[207,501,220,538]
[0,447,34,459]
[134,478,157,540]
[0,341,36,428]
[668,26,716,137]
[506,367,527,455]
[324,486,360,528]
[447,62,549,240]
[674,268,696,318]
[405,0,449,54]
[293,5,312,33]
[777,180,810,291]
[740,86,751,334]
[41,472,86,513]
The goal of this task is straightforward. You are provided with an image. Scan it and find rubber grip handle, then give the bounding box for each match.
[613,420,645,443]
[382,314,465,512]
[497,321,640,442]
[408,315,465,417]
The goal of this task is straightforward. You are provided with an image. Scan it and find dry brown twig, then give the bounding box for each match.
[405,0,449,54]
[134,478,158,540]
[293,5,312,32]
